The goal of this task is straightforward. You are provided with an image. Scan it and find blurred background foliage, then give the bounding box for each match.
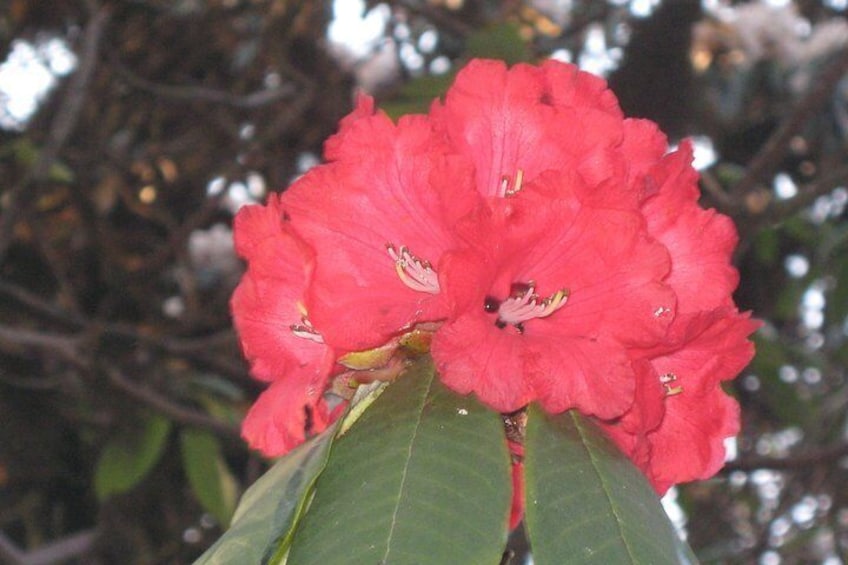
[1,0,848,563]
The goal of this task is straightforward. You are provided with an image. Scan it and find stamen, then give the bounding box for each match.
[290,304,325,343]
[387,244,440,294]
[660,373,683,397]
[496,283,569,326]
[295,300,309,318]
[654,306,671,318]
[499,169,525,197]
[290,319,325,344]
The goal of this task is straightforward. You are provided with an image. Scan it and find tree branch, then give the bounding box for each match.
[0,529,97,565]
[112,61,297,108]
[104,366,241,440]
[0,4,111,263]
[730,46,848,198]
[724,441,848,472]
[763,163,848,225]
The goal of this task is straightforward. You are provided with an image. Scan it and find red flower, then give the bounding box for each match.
[597,142,758,493]
[230,195,336,456]
[230,58,757,502]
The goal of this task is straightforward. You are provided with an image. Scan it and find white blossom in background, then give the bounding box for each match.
[696,0,848,81]
[578,23,622,77]
[0,36,77,130]
[188,223,240,289]
[327,0,398,93]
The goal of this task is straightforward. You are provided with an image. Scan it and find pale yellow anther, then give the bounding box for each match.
[542,288,569,313]
[660,373,684,397]
[387,244,440,294]
[500,169,525,197]
[497,283,569,326]
[664,385,684,397]
[295,300,309,318]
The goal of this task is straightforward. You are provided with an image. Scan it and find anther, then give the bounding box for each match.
[654,306,671,318]
[496,282,569,327]
[290,319,325,344]
[387,244,440,294]
[660,373,683,397]
[500,169,525,197]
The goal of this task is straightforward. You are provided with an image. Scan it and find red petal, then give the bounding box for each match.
[432,58,629,198]
[231,197,326,381]
[241,375,333,457]
[646,384,741,494]
[432,312,534,413]
[280,107,472,350]
[642,144,741,313]
[645,309,761,391]
[625,309,758,491]
[523,331,635,419]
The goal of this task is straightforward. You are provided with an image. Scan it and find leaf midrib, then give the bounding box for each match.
[380,372,435,562]
[571,411,639,564]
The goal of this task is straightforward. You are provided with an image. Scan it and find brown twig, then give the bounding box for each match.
[0,4,112,263]
[112,61,297,108]
[724,441,848,472]
[763,163,848,225]
[700,169,738,212]
[0,529,97,565]
[730,46,848,198]
[388,0,474,38]
[104,366,241,440]
[0,531,24,565]
[734,163,848,247]
[0,280,250,383]
[0,324,85,367]
[0,280,85,326]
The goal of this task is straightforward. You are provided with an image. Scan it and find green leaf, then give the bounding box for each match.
[752,228,780,266]
[466,22,530,65]
[382,73,456,119]
[748,333,811,428]
[94,413,171,500]
[524,406,697,564]
[180,428,240,527]
[194,417,343,565]
[829,253,848,323]
[7,138,75,182]
[286,356,512,565]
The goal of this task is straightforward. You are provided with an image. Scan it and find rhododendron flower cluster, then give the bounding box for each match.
[231,59,757,498]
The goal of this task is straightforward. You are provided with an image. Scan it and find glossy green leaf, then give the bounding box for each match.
[180,428,239,527]
[524,406,697,565]
[194,417,342,565]
[94,413,171,500]
[286,356,512,565]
